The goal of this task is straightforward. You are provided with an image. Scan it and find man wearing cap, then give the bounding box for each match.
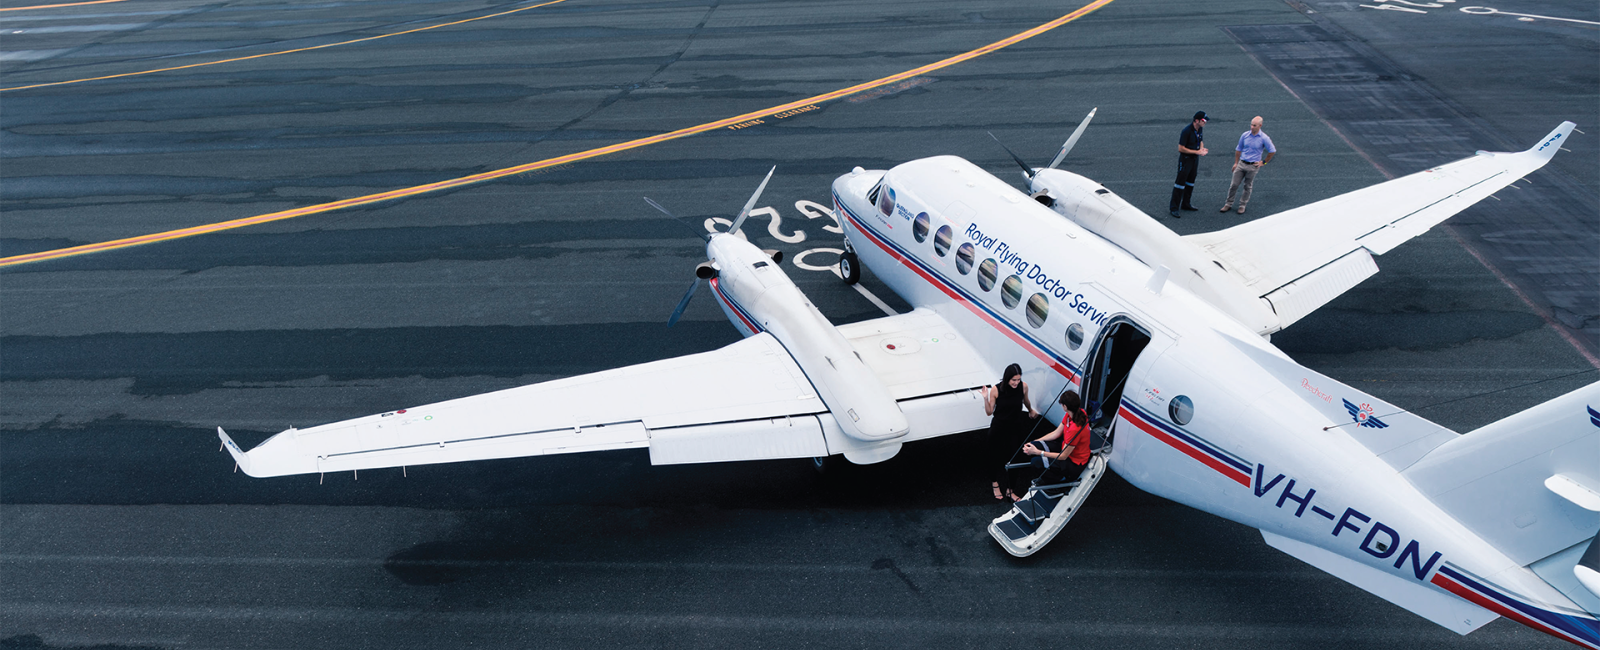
[1220,116,1276,215]
[1169,111,1208,218]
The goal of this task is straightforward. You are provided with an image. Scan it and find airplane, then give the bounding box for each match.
[217,114,1598,647]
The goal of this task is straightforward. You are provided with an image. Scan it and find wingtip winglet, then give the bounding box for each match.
[217,426,253,475]
[1526,121,1577,160]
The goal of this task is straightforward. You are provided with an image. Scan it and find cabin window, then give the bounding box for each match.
[1025,294,1049,327]
[913,212,931,243]
[1001,275,1023,309]
[934,225,953,256]
[1066,323,1085,349]
[977,259,998,291]
[1169,395,1194,426]
[879,185,896,217]
[956,243,975,274]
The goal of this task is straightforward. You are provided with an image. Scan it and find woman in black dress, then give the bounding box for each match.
[985,363,1039,499]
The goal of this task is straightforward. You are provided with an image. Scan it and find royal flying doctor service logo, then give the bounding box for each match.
[1343,399,1388,429]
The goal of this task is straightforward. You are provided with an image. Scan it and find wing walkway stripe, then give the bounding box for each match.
[0,0,575,92]
[0,0,1117,268]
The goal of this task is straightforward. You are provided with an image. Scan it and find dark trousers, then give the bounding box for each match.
[1169,156,1199,211]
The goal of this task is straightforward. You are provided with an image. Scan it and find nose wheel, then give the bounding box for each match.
[838,251,861,285]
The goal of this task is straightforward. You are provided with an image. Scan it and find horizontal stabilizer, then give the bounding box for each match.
[1402,383,1600,567]
[1530,539,1600,616]
[1263,530,1496,634]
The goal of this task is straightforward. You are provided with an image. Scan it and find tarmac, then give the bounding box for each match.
[2,0,1595,647]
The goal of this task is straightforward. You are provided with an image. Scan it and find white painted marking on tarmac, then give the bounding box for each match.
[1460,6,1600,26]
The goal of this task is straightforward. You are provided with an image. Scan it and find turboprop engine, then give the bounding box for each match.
[992,109,1282,335]
[646,169,909,444]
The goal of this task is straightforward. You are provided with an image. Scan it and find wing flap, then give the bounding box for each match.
[224,310,999,477]
[227,333,828,477]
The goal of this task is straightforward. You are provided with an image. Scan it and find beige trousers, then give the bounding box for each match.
[1225,161,1261,208]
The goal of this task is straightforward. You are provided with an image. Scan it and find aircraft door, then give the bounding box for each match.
[1078,317,1154,448]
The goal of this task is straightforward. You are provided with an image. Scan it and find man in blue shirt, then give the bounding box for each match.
[1169,111,1208,218]
[1220,116,1276,215]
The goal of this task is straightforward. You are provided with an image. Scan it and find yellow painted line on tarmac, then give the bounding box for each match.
[0,0,573,92]
[0,0,130,12]
[0,0,1117,268]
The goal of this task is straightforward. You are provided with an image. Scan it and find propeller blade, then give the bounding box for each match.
[667,278,700,328]
[644,197,709,242]
[727,166,776,237]
[1047,107,1098,170]
[988,131,1035,180]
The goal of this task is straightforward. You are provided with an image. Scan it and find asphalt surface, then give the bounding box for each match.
[2,0,1596,648]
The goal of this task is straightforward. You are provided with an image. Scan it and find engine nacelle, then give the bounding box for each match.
[704,234,909,443]
[1029,168,1281,335]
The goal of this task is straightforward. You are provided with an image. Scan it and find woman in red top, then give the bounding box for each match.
[1018,391,1092,497]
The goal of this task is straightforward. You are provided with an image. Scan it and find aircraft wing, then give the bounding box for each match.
[219,308,994,477]
[1185,122,1575,330]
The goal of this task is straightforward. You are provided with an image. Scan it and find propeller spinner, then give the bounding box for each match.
[645,166,778,327]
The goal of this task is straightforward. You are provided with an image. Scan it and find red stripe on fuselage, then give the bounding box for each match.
[839,205,1078,384]
[1429,573,1593,648]
[1119,405,1251,486]
[709,277,760,334]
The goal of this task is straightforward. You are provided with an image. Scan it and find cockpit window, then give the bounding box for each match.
[879,185,896,217]
[956,243,975,274]
[934,225,953,256]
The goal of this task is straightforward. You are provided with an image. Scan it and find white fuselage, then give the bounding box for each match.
[828,156,1584,633]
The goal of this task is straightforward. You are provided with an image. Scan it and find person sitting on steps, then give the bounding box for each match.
[1016,391,1092,501]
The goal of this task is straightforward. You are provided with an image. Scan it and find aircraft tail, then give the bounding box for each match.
[1402,384,1599,568]
[1402,382,1600,622]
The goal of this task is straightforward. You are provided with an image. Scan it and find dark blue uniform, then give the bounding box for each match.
[1169,123,1203,213]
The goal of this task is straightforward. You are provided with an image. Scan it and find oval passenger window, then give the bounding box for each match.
[977,259,999,291]
[956,243,975,274]
[1025,294,1049,328]
[913,212,931,243]
[1001,275,1023,309]
[1066,323,1085,350]
[934,225,953,257]
[1169,395,1194,426]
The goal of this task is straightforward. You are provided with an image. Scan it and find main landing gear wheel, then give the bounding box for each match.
[838,251,861,285]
